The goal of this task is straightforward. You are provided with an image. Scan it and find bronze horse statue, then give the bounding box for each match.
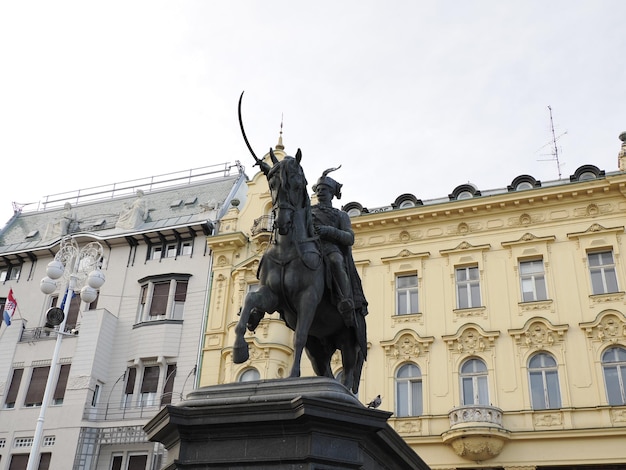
[232,94,366,393]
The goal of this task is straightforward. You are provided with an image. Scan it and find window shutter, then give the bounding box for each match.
[127,455,148,470]
[111,456,123,470]
[175,281,188,302]
[38,453,51,470]
[5,368,23,406]
[24,366,50,406]
[149,283,169,316]
[66,294,81,329]
[141,366,160,393]
[9,454,29,470]
[125,368,137,395]
[53,364,71,401]
[161,364,177,405]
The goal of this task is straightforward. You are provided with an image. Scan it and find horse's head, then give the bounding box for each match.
[266,148,309,236]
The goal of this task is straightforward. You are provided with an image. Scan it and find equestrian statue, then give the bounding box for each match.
[232,93,368,393]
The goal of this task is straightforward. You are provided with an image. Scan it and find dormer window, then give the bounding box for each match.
[516,182,534,190]
[449,184,481,201]
[508,175,541,192]
[570,164,605,182]
[392,193,422,210]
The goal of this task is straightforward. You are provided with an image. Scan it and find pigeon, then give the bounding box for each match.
[367,395,382,409]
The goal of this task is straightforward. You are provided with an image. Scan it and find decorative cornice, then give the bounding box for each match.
[580,310,626,343]
[443,323,499,354]
[509,317,568,349]
[380,330,434,360]
[381,249,430,264]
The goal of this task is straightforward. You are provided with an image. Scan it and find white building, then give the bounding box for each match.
[0,162,247,470]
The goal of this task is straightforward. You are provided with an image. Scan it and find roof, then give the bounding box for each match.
[0,163,248,258]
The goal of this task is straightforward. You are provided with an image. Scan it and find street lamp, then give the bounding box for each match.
[27,237,105,470]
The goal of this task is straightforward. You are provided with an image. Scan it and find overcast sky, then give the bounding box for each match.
[1,1,625,226]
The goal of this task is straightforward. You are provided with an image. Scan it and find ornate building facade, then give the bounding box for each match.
[200,134,626,469]
[0,163,247,469]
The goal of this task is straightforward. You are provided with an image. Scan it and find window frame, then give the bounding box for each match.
[395,363,423,417]
[602,346,626,406]
[4,368,24,409]
[588,250,619,295]
[519,258,548,302]
[238,368,260,382]
[455,265,482,309]
[528,352,562,410]
[460,358,489,406]
[396,273,419,315]
[136,274,191,324]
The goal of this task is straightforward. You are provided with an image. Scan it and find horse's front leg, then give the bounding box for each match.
[289,288,320,378]
[233,286,278,364]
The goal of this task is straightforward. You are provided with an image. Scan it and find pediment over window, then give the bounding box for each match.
[580,310,626,343]
[508,317,568,348]
[440,241,491,256]
[567,223,624,240]
[381,249,430,264]
[380,330,434,360]
[442,323,499,354]
[501,232,556,248]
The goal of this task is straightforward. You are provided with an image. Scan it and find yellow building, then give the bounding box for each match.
[200,133,626,470]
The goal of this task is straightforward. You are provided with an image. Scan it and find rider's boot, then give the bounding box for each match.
[337,298,355,327]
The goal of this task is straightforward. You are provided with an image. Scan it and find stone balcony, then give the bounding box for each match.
[441,405,511,461]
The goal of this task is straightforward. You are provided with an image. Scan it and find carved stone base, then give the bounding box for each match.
[144,377,430,469]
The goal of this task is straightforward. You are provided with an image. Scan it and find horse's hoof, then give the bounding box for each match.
[233,345,249,364]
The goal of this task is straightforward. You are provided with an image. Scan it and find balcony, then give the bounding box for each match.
[441,405,510,461]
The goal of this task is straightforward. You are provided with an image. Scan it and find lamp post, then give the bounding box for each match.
[27,237,105,470]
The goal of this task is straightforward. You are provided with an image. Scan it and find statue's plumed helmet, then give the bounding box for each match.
[313,166,343,200]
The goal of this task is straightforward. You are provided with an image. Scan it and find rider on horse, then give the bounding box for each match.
[312,168,368,328]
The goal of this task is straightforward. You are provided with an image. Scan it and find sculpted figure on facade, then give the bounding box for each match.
[43,202,77,240]
[116,189,149,230]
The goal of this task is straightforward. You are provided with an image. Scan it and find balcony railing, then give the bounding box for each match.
[448,404,503,429]
[251,215,274,236]
[19,327,78,343]
[83,393,184,422]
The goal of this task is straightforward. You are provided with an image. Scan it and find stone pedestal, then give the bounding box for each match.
[144,377,430,470]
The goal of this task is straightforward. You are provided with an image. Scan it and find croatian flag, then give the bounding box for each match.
[3,289,17,326]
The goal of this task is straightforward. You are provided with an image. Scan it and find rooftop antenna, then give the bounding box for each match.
[537,105,567,179]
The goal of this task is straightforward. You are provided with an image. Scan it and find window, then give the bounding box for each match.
[24,366,50,407]
[602,346,626,405]
[150,245,163,260]
[52,364,71,405]
[140,366,159,407]
[396,274,418,315]
[165,243,178,258]
[519,259,548,302]
[8,265,21,281]
[161,364,177,405]
[588,251,619,294]
[5,368,23,408]
[127,455,148,470]
[91,383,102,407]
[51,292,96,331]
[460,358,489,405]
[457,190,473,200]
[238,368,260,382]
[123,368,136,408]
[395,363,422,417]
[136,275,190,323]
[181,241,193,256]
[111,455,123,470]
[528,352,561,410]
[456,266,481,309]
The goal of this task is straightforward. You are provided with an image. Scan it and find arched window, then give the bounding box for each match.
[602,346,626,405]
[395,363,422,417]
[460,358,489,405]
[528,352,561,409]
[238,368,260,382]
